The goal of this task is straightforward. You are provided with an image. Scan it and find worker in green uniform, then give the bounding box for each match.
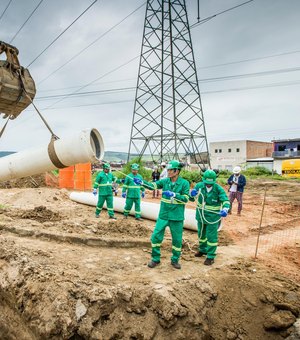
[122,163,145,221]
[134,160,190,270]
[190,169,230,265]
[92,163,118,220]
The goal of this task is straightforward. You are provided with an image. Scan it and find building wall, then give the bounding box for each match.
[246,141,273,158]
[210,140,273,171]
[210,140,247,171]
[273,159,283,175]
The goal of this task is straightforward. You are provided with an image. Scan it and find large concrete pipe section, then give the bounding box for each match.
[69,192,198,232]
[0,129,104,182]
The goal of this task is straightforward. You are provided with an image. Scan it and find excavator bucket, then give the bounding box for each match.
[0,41,36,120]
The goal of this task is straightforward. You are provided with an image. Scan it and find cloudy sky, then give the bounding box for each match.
[1,0,299,154]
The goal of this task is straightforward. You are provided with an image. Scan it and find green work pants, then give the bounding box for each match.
[96,195,114,217]
[151,218,183,263]
[197,220,219,259]
[124,198,141,218]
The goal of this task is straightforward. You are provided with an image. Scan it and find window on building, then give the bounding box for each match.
[297,145,300,151]
[236,148,240,152]
[278,145,286,151]
[219,149,222,153]
[215,149,218,153]
[228,148,231,153]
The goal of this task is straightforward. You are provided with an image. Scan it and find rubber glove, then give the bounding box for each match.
[122,192,126,199]
[133,177,143,185]
[162,190,175,198]
[92,189,97,196]
[141,192,145,198]
[219,208,229,217]
[190,189,198,197]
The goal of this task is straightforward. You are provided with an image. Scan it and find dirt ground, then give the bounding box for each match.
[0,176,300,339]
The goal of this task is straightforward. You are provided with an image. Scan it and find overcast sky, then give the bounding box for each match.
[1,0,299,153]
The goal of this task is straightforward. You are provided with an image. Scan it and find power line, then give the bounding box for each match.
[0,0,13,23]
[9,0,45,43]
[33,65,300,101]
[197,49,300,70]
[190,0,255,28]
[35,48,300,95]
[37,1,146,85]
[27,0,98,67]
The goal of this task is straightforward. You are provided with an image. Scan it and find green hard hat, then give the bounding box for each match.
[103,163,110,169]
[166,160,182,170]
[203,169,216,184]
[131,163,139,170]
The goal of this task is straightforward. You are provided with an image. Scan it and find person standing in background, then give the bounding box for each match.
[151,166,161,198]
[160,162,168,179]
[227,166,246,216]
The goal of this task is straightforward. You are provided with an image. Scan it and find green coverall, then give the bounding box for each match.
[122,173,145,218]
[142,177,190,264]
[94,171,117,217]
[191,182,230,259]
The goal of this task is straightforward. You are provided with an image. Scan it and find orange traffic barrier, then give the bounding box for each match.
[74,163,92,190]
[59,166,75,189]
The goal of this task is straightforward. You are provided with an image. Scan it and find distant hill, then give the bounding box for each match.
[103,151,130,162]
[0,151,15,158]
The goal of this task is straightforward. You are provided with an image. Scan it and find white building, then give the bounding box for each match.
[210,140,273,171]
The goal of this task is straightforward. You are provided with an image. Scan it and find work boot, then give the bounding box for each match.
[194,251,206,257]
[109,216,117,220]
[148,260,160,268]
[135,217,143,221]
[123,215,128,219]
[95,214,99,218]
[171,261,181,269]
[228,210,232,215]
[204,258,214,266]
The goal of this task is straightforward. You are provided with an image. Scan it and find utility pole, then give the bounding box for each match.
[128,0,210,168]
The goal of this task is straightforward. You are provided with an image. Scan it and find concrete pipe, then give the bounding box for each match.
[0,128,104,182]
[69,192,198,232]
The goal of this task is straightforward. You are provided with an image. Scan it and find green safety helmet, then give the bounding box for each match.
[166,160,183,170]
[202,169,217,184]
[131,163,139,170]
[103,163,110,169]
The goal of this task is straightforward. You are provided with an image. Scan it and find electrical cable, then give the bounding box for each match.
[9,0,45,43]
[26,0,98,67]
[37,1,146,85]
[0,0,13,23]
[190,0,254,29]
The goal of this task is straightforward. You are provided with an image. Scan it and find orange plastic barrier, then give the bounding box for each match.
[74,163,92,190]
[59,166,75,189]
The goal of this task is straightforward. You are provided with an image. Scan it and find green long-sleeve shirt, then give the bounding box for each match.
[142,177,190,221]
[122,173,145,199]
[93,171,117,196]
[191,182,230,222]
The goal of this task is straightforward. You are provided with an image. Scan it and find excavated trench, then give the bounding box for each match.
[0,183,300,339]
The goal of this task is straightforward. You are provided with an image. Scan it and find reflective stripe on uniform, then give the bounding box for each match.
[107,208,113,211]
[222,201,230,207]
[126,186,141,189]
[161,198,185,205]
[151,243,161,247]
[199,238,207,243]
[97,183,112,187]
[96,207,101,211]
[197,203,221,210]
[207,241,218,246]
[172,245,182,252]
[124,209,130,213]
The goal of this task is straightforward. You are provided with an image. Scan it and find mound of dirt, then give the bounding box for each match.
[0,174,47,189]
[18,206,62,223]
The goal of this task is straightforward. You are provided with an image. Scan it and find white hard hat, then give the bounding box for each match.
[233,166,241,174]
[161,162,166,166]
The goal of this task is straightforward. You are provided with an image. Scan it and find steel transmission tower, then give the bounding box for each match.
[128,0,210,167]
